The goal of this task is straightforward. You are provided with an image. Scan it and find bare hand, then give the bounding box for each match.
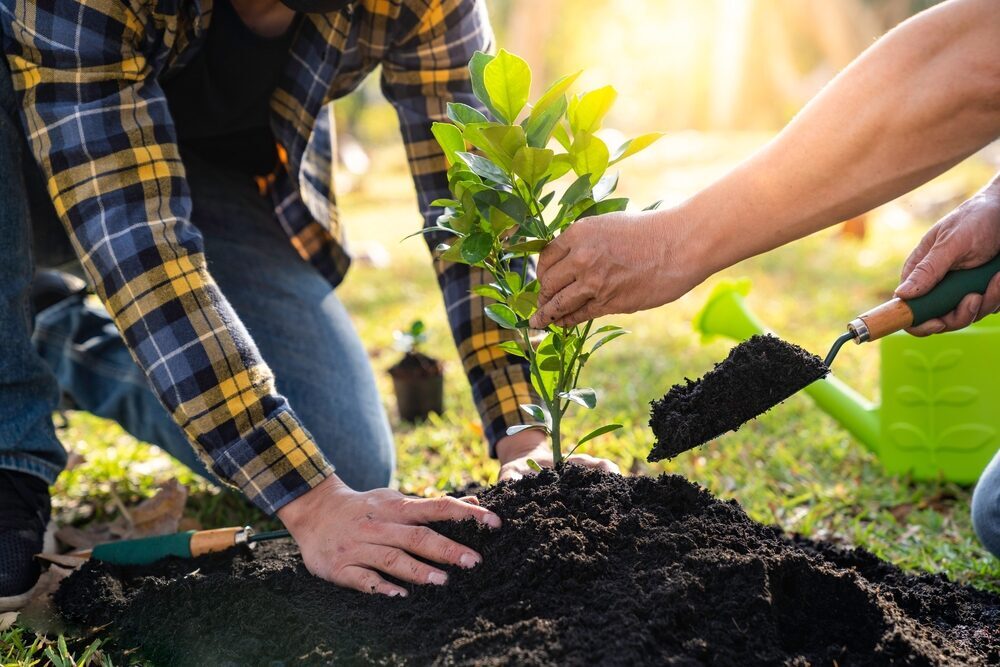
[496,429,620,481]
[277,475,501,597]
[530,209,708,329]
[896,178,1000,336]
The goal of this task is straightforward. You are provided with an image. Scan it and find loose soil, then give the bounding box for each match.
[55,467,998,666]
[649,334,829,461]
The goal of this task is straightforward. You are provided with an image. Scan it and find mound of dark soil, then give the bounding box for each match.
[649,334,829,460]
[55,467,998,666]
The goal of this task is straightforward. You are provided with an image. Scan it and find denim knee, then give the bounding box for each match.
[971,452,1000,558]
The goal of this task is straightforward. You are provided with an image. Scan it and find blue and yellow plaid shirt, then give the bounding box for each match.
[1,0,537,514]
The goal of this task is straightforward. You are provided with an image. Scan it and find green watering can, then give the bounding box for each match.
[694,279,1000,484]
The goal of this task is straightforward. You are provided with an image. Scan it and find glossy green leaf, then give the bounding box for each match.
[483,49,532,124]
[447,102,488,128]
[524,95,568,149]
[463,122,511,166]
[590,328,629,353]
[570,133,610,184]
[489,206,518,235]
[507,424,549,437]
[611,132,665,164]
[529,70,582,122]
[438,240,466,263]
[579,197,629,219]
[506,238,548,254]
[431,122,465,165]
[519,403,550,424]
[511,290,538,318]
[472,284,507,301]
[552,123,572,151]
[560,174,593,207]
[568,85,617,135]
[512,147,554,187]
[484,303,520,329]
[559,387,597,409]
[592,172,619,201]
[469,51,504,121]
[497,340,526,358]
[577,423,623,447]
[457,152,510,186]
[430,198,461,208]
[461,231,492,264]
[526,458,543,472]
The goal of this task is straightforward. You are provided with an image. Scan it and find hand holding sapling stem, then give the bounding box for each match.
[428,49,662,465]
[277,475,500,597]
[496,428,620,481]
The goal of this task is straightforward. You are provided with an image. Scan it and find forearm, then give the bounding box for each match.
[684,0,1000,275]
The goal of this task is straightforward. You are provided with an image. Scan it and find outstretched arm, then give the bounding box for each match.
[532,0,1000,328]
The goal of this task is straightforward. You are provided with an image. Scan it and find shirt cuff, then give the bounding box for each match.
[471,363,541,457]
[210,408,334,515]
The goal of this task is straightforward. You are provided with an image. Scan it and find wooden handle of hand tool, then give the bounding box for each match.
[190,526,245,557]
[853,254,1000,342]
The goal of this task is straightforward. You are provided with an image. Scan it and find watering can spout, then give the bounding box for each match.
[693,279,882,456]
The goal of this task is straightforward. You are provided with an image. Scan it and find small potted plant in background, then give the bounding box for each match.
[388,320,445,422]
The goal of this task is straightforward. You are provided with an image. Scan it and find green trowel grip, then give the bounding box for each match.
[91,530,195,565]
[906,254,1000,326]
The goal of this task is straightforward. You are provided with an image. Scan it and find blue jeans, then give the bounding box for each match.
[972,450,1000,559]
[0,59,393,492]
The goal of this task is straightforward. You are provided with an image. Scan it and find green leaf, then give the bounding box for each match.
[461,231,493,264]
[559,387,597,408]
[457,152,510,186]
[484,303,520,329]
[507,424,548,437]
[410,320,425,337]
[568,85,617,135]
[463,122,510,166]
[430,198,461,208]
[611,132,665,164]
[431,122,465,165]
[504,270,523,293]
[577,423,623,447]
[579,197,629,219]
[643,200,664,211]
[438,240,466,263]
[497,340,526,358]
[512,147,554,187]
[526,458,542,472]
[480,125,527,165]
[560,174,593,207]
[506,238,548,254]
[592,172,619,201]
[590,328,629,353]
[510,290,538,318]
[570,133,610,184]
[519,403,550,423]
[552,123,572,151]
[525,95,568,149]
[538,355,563,371]
[489,206,519,235]
[447,102,488,128]
[472,284,507,301]
[483,49,531,124]
[529,70,582,123]
[469,51,504,121]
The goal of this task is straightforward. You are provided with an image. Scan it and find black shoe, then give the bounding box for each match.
[29,269,86,317]
[0,470,51,598]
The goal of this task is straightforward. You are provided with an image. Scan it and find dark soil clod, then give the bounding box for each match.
[648,334,829,461]
[54,467,998,666]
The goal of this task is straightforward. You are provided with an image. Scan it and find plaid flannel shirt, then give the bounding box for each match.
[1,0,537,514]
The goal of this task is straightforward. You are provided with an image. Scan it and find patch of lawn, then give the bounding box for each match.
[5,140,997,663]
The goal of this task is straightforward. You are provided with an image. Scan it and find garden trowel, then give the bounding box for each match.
[648,254,1000,461]
[42,527,292,566]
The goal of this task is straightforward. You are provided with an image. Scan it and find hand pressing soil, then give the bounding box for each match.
[55,467,998,666]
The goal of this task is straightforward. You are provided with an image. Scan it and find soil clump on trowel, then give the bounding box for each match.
[649,334,829,460]
[55,466,999,666]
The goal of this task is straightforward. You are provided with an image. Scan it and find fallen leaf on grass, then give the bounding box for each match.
[111,478,188,538]
[56,524,111,550]
[36,553,90,568]
[0,611,18,631]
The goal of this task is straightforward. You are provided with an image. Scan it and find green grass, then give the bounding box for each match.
[4,137,998,665]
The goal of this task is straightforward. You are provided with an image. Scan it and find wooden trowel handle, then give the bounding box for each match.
[850,254,1000,342]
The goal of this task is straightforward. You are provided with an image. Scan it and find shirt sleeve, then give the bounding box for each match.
[379,0,541,455]
[1,0,333,513]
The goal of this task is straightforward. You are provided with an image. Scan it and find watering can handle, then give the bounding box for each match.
[851,254,1000,342]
